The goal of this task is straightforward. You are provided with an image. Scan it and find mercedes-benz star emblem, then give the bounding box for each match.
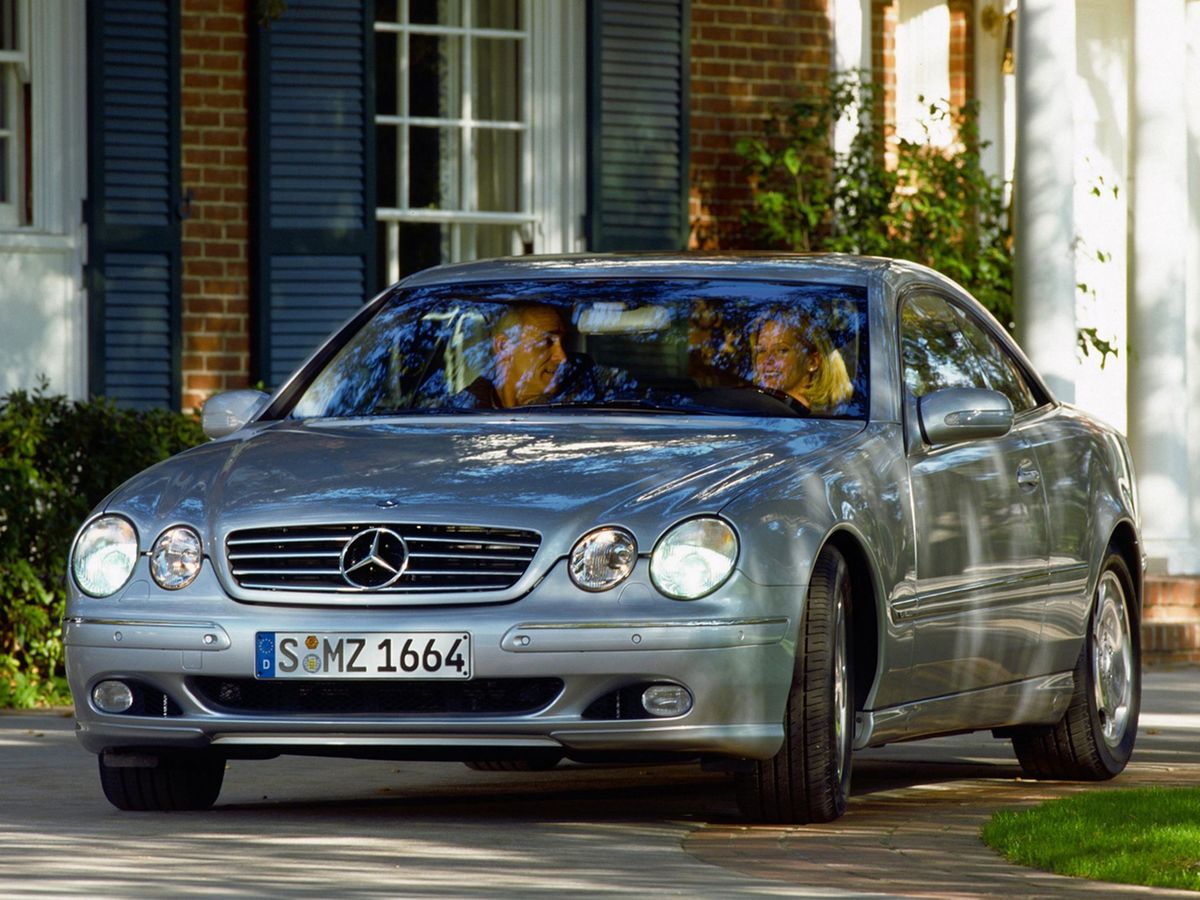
[339,527,409,590]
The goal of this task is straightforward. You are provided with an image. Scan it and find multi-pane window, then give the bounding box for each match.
[375,0,531,283]
[0,0,29,228]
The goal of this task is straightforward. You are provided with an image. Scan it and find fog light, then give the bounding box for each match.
[641,684,693,718]
[92,680,134,713]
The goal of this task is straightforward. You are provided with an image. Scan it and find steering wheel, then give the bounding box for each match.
[751,387,812,417]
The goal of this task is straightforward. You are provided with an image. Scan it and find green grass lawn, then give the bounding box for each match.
[982,787,1200,891]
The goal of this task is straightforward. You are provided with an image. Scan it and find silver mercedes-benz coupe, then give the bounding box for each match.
[65,254,1142,822]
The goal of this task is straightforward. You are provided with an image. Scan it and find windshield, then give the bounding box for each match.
[286,279,869,420]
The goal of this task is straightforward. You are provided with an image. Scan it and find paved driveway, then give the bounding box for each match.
[691,667,1200,898]
[2,668,1196,899]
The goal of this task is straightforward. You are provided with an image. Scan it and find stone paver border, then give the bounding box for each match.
[685,761,1200,898]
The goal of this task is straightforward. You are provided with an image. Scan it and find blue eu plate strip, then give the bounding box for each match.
[255,632,275,678]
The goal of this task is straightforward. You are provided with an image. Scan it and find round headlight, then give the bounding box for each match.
[650,517,738,600]
[570,527,637,592]
[150,526,203,590]
[72,516,139,598]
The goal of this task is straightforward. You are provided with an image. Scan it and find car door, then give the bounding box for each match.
[899,289,1050,698]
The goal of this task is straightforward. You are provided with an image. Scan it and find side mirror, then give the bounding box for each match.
[201,389,270,439]
[918,387,1013,446]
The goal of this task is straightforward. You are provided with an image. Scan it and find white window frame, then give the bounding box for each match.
[375,0,535,279]
[0,0,29,228]
[894,0,954,147]
[374,1,585,281]
[0,0,87,405]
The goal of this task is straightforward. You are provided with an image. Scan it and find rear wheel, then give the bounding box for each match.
[1012,551,1140,779]
[98,751,225,811]
[736,546,853,823]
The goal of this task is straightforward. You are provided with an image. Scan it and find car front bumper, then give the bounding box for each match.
[64,565,799,761]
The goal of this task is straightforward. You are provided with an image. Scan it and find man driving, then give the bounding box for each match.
[461,303,569,408]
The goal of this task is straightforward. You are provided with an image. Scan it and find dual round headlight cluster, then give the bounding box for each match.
[569,517,738,600]
[71,515,203,598]
[72,514,737,601]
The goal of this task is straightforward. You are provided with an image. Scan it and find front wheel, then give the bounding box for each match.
[1012,550,1140,779]
[736,546,853,823]
[98,751,225,811]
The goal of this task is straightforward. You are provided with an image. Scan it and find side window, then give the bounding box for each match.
[899,292,982,398]
[901,290,1039,413]
[954,311,1039,413]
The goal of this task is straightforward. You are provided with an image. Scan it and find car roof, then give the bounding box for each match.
[396,252,904,289]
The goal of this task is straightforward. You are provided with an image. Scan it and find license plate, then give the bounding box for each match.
[255,632,471,680]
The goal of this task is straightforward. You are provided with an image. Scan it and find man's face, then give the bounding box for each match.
[494,307,568,407]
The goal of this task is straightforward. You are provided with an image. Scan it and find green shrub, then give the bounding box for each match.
[736,73,1116,366]
[0,383,206,707]
[737,73,1013,328]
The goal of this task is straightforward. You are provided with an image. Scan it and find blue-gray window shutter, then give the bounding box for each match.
[251,0,376,389]
[86,0,182,410]
[587,0,690,251]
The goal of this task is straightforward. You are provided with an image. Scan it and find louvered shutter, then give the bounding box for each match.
[251,0,376,389]
[86,0,182,410]
[587,0,690,251]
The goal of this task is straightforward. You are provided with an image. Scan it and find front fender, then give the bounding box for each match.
[720,422,916,709]
[719,424,911,589]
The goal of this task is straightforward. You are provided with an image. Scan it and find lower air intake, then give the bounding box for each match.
[189,677,563,716]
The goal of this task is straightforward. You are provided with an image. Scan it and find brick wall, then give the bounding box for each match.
[947,0,974,108]
[872,0,897,167]
[1143,576,1200,662]
[688,0,832,250]
[179,0,250,413]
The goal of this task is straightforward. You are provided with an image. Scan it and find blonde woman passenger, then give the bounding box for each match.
[751,309,854,414]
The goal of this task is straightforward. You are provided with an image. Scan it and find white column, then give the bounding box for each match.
[1127,0,1193,572]
[1012,0,1076,401]
[1071,0,1129,435]
[1184,0,1200,573]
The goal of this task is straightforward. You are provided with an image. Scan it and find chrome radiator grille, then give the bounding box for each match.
[225,524,540,593]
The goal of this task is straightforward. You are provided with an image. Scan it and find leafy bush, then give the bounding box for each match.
[737,73,1117,366]
[0,384,206,707]
[737,73,1014,328]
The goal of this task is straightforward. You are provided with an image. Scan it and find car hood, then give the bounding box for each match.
[113,414,858,535]
[106,414,862,601]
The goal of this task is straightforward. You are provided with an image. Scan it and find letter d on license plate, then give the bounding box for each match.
[255,632,471,680]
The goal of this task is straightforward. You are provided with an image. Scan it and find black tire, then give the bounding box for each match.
[463,753,562,772]
[98,752,225,811]
[1012,550,1140,780]
[736,546,853,823]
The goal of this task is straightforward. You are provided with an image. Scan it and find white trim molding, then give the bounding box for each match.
[0,0,87,400]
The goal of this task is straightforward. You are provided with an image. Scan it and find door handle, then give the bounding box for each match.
[1016,460,1041,488]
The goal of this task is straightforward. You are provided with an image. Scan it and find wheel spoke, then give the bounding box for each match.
[834,588,849,782]
[1092,571,1133,747]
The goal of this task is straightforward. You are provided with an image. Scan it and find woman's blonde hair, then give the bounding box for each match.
[751,308,854,412]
